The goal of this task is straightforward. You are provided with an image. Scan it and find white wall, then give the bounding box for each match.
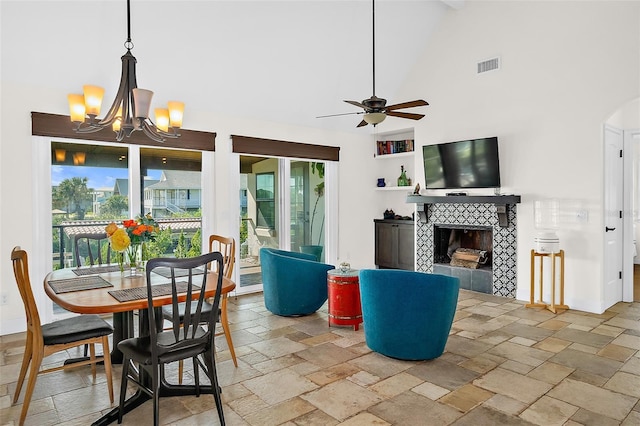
[395,1,640,313]
[1,1,639,335]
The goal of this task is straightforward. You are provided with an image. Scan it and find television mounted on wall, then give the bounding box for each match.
[422,136,501,190]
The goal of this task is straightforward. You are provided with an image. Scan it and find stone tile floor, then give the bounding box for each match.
[1,289,639,425]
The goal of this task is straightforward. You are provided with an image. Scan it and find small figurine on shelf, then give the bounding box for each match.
[397,165,409,187]
[413,183,421,195]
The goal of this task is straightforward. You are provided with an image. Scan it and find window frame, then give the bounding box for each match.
[256,172,276,229]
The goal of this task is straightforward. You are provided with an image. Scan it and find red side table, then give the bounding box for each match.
[327,268,362,331]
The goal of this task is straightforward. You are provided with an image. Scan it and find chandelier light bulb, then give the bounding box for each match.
[82,85,105,116]
[155,108,169,132]
[67,94,86,123]
[112,106,123,132]
[167,101,185,129]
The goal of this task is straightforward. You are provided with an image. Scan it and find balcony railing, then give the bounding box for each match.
[53,218,202,269]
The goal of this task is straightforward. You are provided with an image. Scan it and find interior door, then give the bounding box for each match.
[604,125,624,309]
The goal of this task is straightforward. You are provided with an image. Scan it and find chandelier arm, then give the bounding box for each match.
[140,120,179,143]
[99,51,137,128]
[140,122,165,143]
[73,122,105,134]
[148,120,180,138]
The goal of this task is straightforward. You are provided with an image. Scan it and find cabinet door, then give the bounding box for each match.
[375,222,395,268]
[396,224,415,271]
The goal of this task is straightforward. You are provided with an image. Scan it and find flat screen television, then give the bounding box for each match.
[422,137,501,189]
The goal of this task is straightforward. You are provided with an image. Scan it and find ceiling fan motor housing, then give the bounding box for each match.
[363,96,387,111]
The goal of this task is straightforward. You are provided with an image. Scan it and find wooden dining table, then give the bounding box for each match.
[44,265,236,426]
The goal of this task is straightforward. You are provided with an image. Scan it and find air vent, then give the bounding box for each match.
[477,57,500,74]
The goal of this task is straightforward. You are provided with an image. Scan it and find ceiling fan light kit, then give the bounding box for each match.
[364,112,386,125]
[67,0,183,143]
[320,0,429,128]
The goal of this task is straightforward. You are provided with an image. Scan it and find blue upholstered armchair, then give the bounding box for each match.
[358,269,460,360]
[260,248,335,316]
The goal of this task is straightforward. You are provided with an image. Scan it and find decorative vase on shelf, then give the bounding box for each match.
[397,165,409,187]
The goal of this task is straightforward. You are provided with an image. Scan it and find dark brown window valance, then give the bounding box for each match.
[231,135,340,161]
[31,112,216,152]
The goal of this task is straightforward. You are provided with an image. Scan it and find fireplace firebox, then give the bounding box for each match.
[434,225,493,268]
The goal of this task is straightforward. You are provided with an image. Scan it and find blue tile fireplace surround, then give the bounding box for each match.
[407,195,521,298]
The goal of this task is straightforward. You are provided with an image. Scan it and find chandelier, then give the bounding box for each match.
[67,0,183,143]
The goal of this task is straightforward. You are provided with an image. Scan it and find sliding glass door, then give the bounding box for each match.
[237,156,326,294]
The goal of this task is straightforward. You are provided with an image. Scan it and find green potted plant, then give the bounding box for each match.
[300,162,324,261]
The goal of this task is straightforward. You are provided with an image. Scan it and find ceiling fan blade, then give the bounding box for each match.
[356,119,368,127]
[385,99,429,111]
[344,100,367,109]
[386,111,425,120]
[316,111,363,119]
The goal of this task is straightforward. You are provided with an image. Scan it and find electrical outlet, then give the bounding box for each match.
[0,293,7,305]
[576,210,589,223]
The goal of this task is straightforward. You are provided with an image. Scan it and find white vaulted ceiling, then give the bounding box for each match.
[1,0,457,133]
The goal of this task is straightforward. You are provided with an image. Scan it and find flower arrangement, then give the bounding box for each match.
[105,214,159,274]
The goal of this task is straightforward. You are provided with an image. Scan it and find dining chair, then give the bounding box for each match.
[162,234,237,385]
[74,232,113,357]
[74,232,111,267]
[11,246,114,426]
[118,253,226,426]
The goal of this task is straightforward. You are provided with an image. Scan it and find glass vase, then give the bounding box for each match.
[127,244,143,277]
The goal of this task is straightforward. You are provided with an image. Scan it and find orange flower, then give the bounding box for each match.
[123,219,137,228]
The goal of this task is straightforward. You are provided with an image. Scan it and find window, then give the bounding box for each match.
[256,172,275,229]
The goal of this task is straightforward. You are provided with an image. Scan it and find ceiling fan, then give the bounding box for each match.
[318,0,429,128]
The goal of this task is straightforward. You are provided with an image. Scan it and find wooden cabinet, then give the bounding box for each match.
[374,219,415,270]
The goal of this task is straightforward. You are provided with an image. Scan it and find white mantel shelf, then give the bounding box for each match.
[406,194,522,227]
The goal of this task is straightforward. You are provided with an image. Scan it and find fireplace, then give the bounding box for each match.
[411,196,520,298]
[433,225,493,267]
[432,224,494,294]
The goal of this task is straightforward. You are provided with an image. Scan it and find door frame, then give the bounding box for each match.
[623,129,639,301]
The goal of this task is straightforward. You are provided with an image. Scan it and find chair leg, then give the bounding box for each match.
[193,357,200,396]
[89,343,97,381]
[178,359,183,385]
[19,350,43,426]
[13,331,33,404]
[118,358,130,424]
[151,365,160,426]
[203,349,225,426]
[102,336,114,404]
[220,297,238,367]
